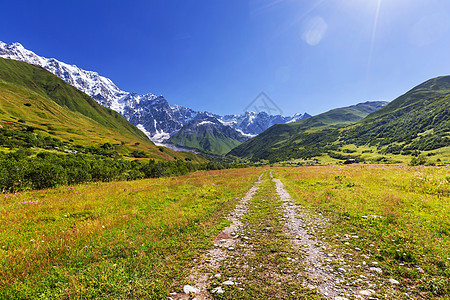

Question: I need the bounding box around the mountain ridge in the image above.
[228,101,389,162]
[229,77,449,163]
[0,41,310,152]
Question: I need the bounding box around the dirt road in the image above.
[169,171,388,300]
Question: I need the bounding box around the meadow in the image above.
[0,168,261,298]
[275,165,450,298]
[0,165,448,299]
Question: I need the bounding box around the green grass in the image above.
[275,165,450,299]
[0,168,262,298]
[1,166,449,299]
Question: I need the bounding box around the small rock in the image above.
[369,267,382,273]
[169,292,177,295]
[228,247,235,251]
[214,273,221,279]
[183,285,199,294]
[211,286,224,294]
[223,280,234,286]
[338,267,347,273]
[389,278,400,285]
[335,297,349,300]
[359,290,373,296]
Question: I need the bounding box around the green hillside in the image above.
[168,119,247,155]
[0,58,203,162]
[291,101,388,132]
[343,76,450,154]
[228,101,387,162]
[229,77,450,164]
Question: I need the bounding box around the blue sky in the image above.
[2,0,450,116]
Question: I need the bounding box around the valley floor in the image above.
[0,166,448,299]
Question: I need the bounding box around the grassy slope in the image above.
[291,101,388,132]
[0,58,204,162]
[228,101,387,161]
[169,122,246,155]
[344,76,450,150]
[230,76,450,164]
[169,129,243,155]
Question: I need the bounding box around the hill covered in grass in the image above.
[168,118,248,155]
[343,76,450,154]
[228,76,450,164]
[0,58,203,162]
[228,101,388,162]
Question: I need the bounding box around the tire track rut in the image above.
[169,173,263,300]
[272,173,346,299]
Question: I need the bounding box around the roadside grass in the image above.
[0,168,262,298]
[275,165,450,299]
[212,172,322,299]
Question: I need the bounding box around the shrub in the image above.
[410,154,427,166]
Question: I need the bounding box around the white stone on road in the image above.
[211,286,224,294]
[369,267,382,273]
[389,278,400,285]
[183,285,199,294]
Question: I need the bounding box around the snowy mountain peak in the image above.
[218,111,310,135]
[0,41,310,148]
[0,41,128,110]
